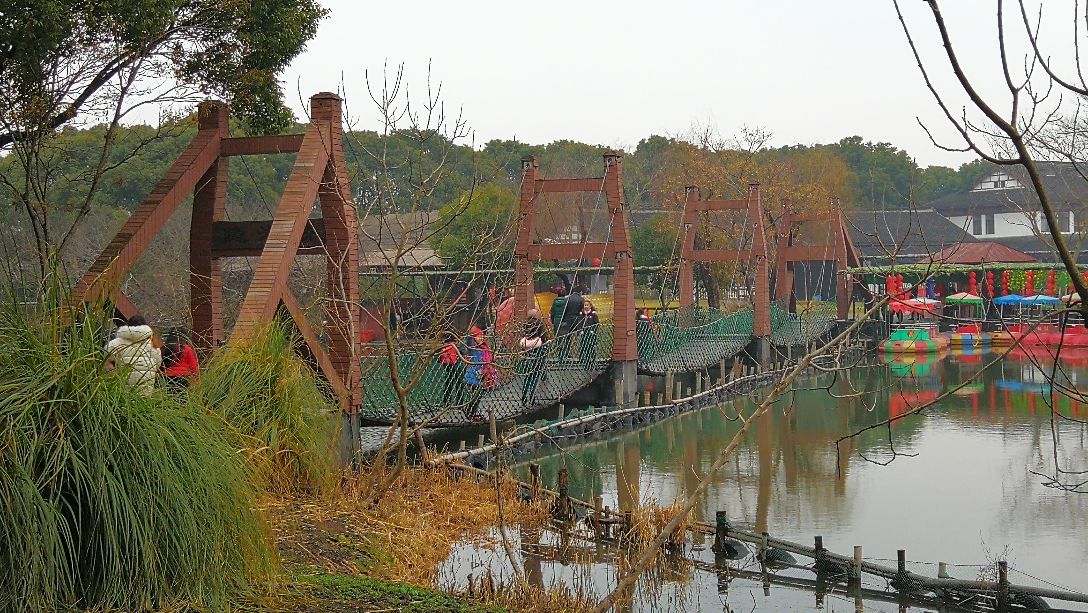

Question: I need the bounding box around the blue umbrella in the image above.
[993,294,1024,305]
[1019,294,1060,307]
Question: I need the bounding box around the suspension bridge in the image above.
[73,93,858,433]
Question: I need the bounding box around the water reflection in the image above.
[518,350,1088,610]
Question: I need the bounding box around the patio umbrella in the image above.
[1019,294,1060,307]
[945,292,983,305]
[994,294,1024,306]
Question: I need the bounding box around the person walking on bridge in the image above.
[517,309,549,406]
[577,298,600,367]
[462,326,495,420]
[438,332,464,410]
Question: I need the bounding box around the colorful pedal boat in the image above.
[947,332,990,347]
[881,328,950,353]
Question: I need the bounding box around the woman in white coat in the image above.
[105,315,162,394]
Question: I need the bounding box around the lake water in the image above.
[444,349,1088,611]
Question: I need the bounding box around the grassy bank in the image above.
[0,292,593,612]
[261,465,595,612]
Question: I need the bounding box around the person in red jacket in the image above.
[162,331,199,388]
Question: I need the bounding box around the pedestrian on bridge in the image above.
[518,309,549,406]
[439,332,464,409]
[463,326,495,420]
[577,298,600,367]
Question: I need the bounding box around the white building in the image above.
[929,162,1087,260]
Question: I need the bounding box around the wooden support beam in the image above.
[191,102,230,350]
[73,102,224,304]
[232,121,331,337]
[220,134,304,156]
[527,242,611,261]
[279,288,348,405]
[537,177,604,193]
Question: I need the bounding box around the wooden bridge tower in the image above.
[677,184,772,357]
[73,93,362,418]
[773,198,860,320]
[512,153,638,405]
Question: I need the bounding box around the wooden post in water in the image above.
[713,510,728,553]
[614,379,624,408]
[664,371,674,402]
[641,390,650,406]
[938,561,949,579]
[760,531,771,591]
[458,440,466,451]
[558,403,565,420]
[656,393,663,405]
[998,560,1010,612]
[476,433,485,448]
[852,546,863,585]
[720,358,727,383]
[489,410,498,444]
[593,496,604,540]
[695,372,703,393]
[529,463,540,501]
[896,549,907,595]
[556,468,571,520]
[674,380,682,401]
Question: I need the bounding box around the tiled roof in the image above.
[916,241,1037,264]
[358,211,443,268]
[844,208,976,263]
[928,162,1088,215]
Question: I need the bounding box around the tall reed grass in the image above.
[190,321,336,494]
[0,298,272,612]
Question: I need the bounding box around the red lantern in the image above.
[885,275,895,295]
[1047,270,1056,296]
[917,284,926,298]
[1026,270,1036,295]
[968,271,978,295]
[986,271,995,297]
[591,257,602,267]
[1002,270,1010,296]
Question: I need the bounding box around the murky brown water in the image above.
[442,350,1088,611]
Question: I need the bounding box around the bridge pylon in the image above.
[773,197,860,321]
[513,153,637,405]
[677,184,771,361]
[73,93,362,427]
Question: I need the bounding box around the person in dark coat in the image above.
[577,298,600,367]
[517,309,549,406]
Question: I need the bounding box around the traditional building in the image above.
[928,162,1088,261]
[843,208,976,266]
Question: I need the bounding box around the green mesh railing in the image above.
[637,306,754,374]
[358,322,613,426]
[770,301,838,346]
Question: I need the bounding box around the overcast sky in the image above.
[279,1,1073,168]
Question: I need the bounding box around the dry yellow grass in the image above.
[263,464,597,611]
